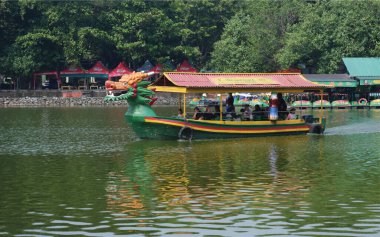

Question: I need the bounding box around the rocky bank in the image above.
[0,91,195,107]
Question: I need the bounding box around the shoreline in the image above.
[0,90,196,107]
[0,96,182,107]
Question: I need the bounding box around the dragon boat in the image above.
[104,72,329,140]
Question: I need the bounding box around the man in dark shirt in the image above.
[278,93,288,119]
[202,105,215,120]
[226,93,234,112]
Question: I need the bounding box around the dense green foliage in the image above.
[2,0,380,87]
[277,1,380,73]
[0,0,238,87]
[211,0,380,73]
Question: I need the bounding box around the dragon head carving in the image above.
[104,72,157,106]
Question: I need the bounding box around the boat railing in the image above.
[184,111,294,121]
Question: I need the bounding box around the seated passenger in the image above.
[254,104,261,112]
[287,107,297,120]
[202,105,215,120]
[177,108,184,119]
[214,105,221,120]
[242,104,252,120]
[253,104,263,120]
[193,107,203,120]
[225,104,236,120]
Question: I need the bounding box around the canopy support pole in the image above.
[219,95,223,121]
[183,94,186,115]
[178,94,181,109]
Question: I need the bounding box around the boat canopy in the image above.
[149,72,330,93]
[303,74,357,88]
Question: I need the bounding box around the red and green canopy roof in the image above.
[149,64,163,73]
[87,61,109,78]
[109,62,132,78]
[60,62,109,78]
[150,72,329,93]
[176,60,197,72]
[60,65,86,78]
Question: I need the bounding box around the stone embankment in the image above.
[0,95,183,107]
[0,90,193,107]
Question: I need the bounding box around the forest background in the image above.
[2,0,380,87]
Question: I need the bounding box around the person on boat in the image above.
[287,107,297,120]
[177,108,184,119]
[214,105,221,120]
[278,93,288,120]
[226,105,236,120]
[226,93,235,112]
[253,104,263,120]
[202,105,215,120]
[193,107,203,120]
[242,104,252,121]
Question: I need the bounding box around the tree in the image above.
[277,1,380,73]
[210,0,303,72]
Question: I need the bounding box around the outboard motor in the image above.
[302,115,325,134]
[301,115,314,123]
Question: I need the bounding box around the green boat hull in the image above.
[126,113,322,140]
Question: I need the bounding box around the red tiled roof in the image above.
[157,72,325,89]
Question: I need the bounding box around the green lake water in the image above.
[0,107,380,236]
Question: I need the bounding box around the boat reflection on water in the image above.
[102,130,380,237]
[104,136,322,217]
